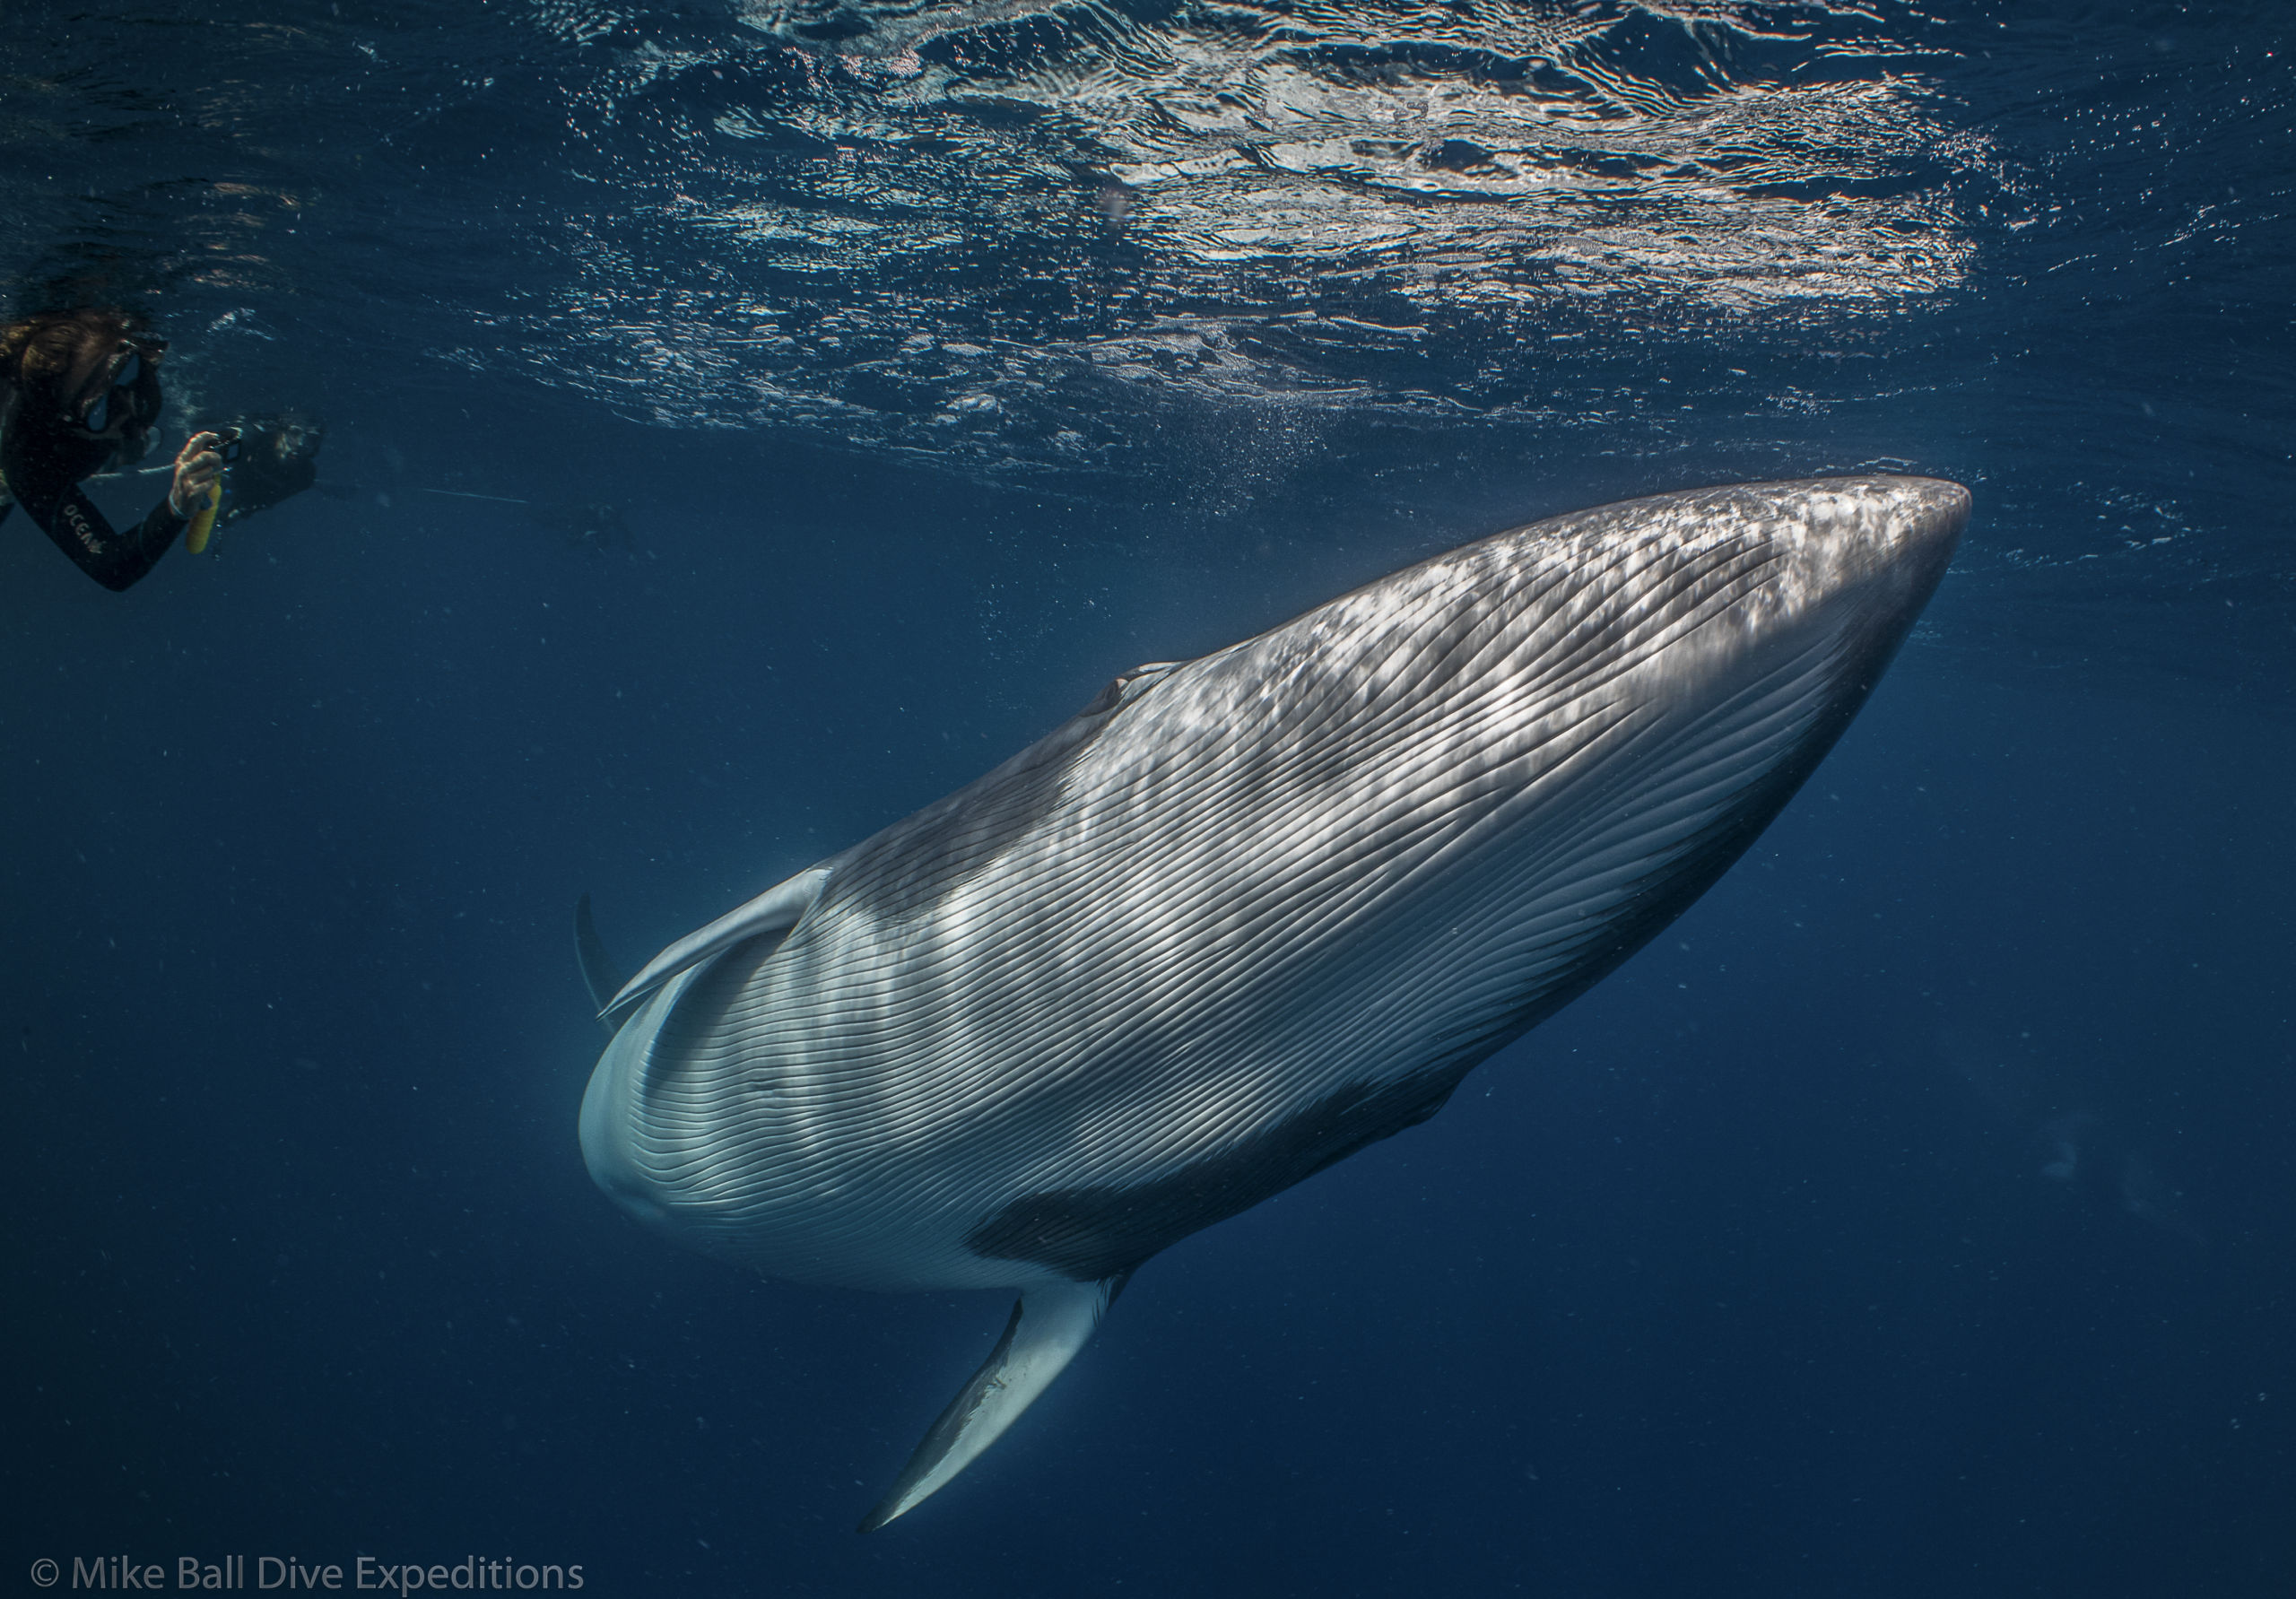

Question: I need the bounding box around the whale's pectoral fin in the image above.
[601,865,830,1025]
[858,1272,1131,1534]
[573,894,625,1034]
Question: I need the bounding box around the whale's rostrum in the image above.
[576,475,1969,1529]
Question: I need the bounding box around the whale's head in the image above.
[1524,474,1969,695]
[1270,474,1970,753]
[1300,473,1970,955]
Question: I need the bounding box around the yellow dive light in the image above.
[185,480,221,553]
[183,427,240,554]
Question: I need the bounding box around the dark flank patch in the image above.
[965,1073,1465,1281]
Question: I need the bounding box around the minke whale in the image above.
[575,475,1968,1529]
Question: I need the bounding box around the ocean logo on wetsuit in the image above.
[58,499,104,555]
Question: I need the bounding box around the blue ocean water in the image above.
[4,1,2292,1594]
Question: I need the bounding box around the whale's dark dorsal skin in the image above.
[578,475,1970,1526]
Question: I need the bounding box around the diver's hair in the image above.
[0,307,155,421]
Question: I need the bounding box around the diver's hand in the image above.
[168,430,225,517]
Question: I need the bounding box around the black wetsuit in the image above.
[0,421,185,591]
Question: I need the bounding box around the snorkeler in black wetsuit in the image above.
[0,308,233,591]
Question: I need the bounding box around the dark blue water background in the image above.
[4,2,2292,1594]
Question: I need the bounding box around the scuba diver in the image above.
[0,307,318,591]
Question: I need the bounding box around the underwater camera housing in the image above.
[196,412,324,528]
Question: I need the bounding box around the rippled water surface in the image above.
[11,3,2292,661]
[5,3,2292,1595]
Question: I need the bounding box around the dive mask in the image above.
[77,338,166,435]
